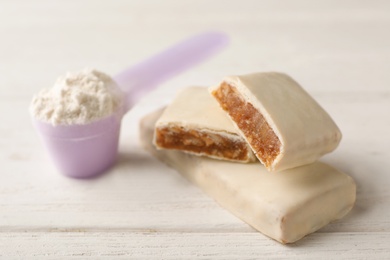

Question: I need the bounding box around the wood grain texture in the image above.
[0,0,389,258]
[1,232,390,259]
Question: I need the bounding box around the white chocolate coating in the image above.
[141,109,356,244]
[210,72,342,171]
[154,87,255,162]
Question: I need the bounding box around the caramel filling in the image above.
[212,82,281,168]
[155,126,251,161]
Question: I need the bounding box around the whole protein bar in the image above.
[141,109,356,244]
[210,72,342,171]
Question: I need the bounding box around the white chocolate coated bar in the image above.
[154,87,255,162]
[210,72,342,171]
[141,109,356,244]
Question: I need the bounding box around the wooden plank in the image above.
[0,232,389,259]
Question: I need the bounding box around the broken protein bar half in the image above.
[210,72,342,172]
[153,87,256,163]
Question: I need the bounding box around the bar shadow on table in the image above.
[287,150,381,247]
[114,147,193,187]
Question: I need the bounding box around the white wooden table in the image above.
[1,0,389,258]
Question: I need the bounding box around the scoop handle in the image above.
[114,31,229,111]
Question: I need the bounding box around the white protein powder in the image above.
[30,68,124,126]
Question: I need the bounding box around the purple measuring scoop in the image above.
[32,32,229,178]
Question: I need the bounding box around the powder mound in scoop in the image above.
[30,68,124,126]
